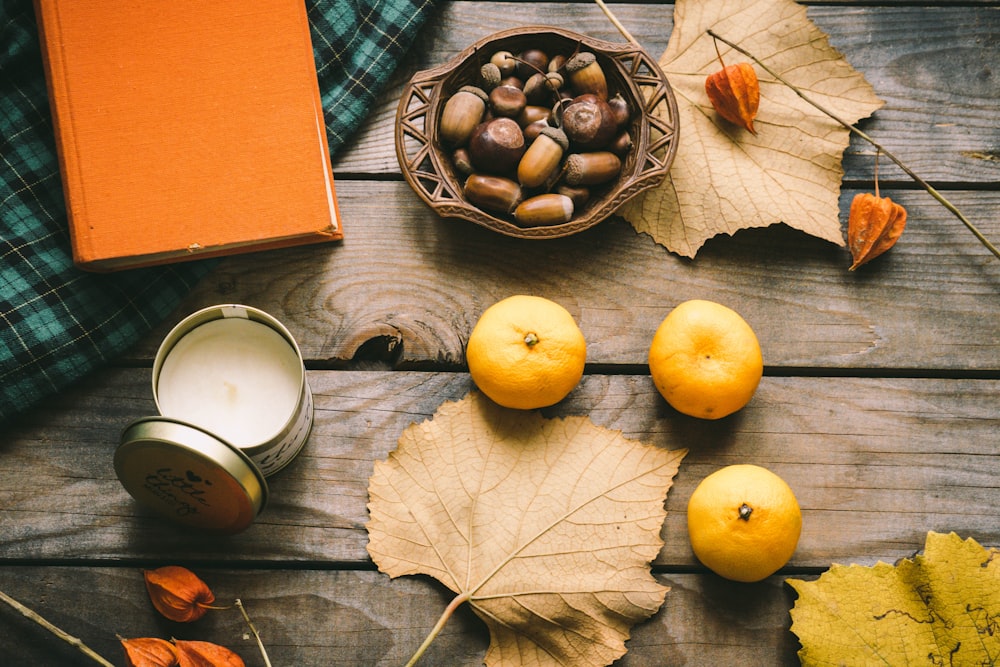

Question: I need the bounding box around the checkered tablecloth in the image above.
[0,0,440,423]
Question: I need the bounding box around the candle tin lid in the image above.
[115,417,269,534]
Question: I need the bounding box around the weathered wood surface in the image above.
[3,370,999,567]
[3,2,999,666]
[0,567,802,666]
[334,3,1000,185]
[124,184,1000,371]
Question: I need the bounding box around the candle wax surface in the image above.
[157,318,302,447]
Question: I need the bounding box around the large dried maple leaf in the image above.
[788,532,1000,666]
[622,0,884,257]
[366,392,687,666]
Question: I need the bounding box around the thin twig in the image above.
[235,598,272,667]
[875,151,882,199]
[592,0,639,45]
[0,590,115,667]
[707,28,1000,261]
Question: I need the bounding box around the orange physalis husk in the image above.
[143,566,216,623]
[120,636,179,667]
[705,61,760,134]
[174,640,246,667]
[847,192,908,269]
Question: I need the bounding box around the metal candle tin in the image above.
[115,304,313,533]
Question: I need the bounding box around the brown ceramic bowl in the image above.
[395,26,679,239]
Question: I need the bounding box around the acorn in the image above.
[565,51,608,99]
[544,71,564,94]
[452,147,474,176]
[468,117,527,175]
[464,173,523,214]
[500,75,524,90]
[608,130,633,156]
[556,183,590,210]
[439,85,488,147]
[563,151,621,186]
[517,126,569,189]
[516,105,552,129]
[480,62,502,90]
[522,119,551,142]
[489,84,527,118]
[514,193,574,227]
[607,93,631,128]
[561,94,617,150]
[490,50,517,77]
[516,48,549,79]
[522,72,550,105]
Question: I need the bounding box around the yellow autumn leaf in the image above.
[788,532,1000,666]
[622,0,884,257]
[366,391,687,666]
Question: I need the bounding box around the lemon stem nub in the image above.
[738,503,753,521]
[524,332,539,347]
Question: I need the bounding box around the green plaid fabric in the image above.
[0,0,440,423]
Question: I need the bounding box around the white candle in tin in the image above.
[156,318,303,448]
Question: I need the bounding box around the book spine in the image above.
[32,0,98,267]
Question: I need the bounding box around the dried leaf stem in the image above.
[707,29,1000,262]
[235,598,272,667]
[0,590,115,667]
[405,592,471,667]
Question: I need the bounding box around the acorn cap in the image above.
[538,125,569,151]
[479,63,502,89]
[565,51,598,74]
[565,52,608,99]
[457,85,490,103]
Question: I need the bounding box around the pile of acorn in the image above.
[438,46,632,227]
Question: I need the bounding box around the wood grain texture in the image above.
[123,183,1000,370]
[3,369,997,568]
[0,566,805,666]
[332,3,1000,185]
[3,3,999,665]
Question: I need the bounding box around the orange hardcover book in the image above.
[34,0,342,271]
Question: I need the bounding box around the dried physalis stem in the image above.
[120,636,179,667]
[174,640,246,667]
[234,598,273,667]
[704,37,760,134]
[848,153,908,269]
[706,28,998,263]
[144,566,221,623]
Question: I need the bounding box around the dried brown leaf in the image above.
[788,532,1000,665]
[622,0,884,257]
[366,392,687,666]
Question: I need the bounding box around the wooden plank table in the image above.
[2,2,998,665]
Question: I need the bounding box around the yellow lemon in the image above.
[687,464,802,582]
[466,295,586,410]
[648,299,763,419]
